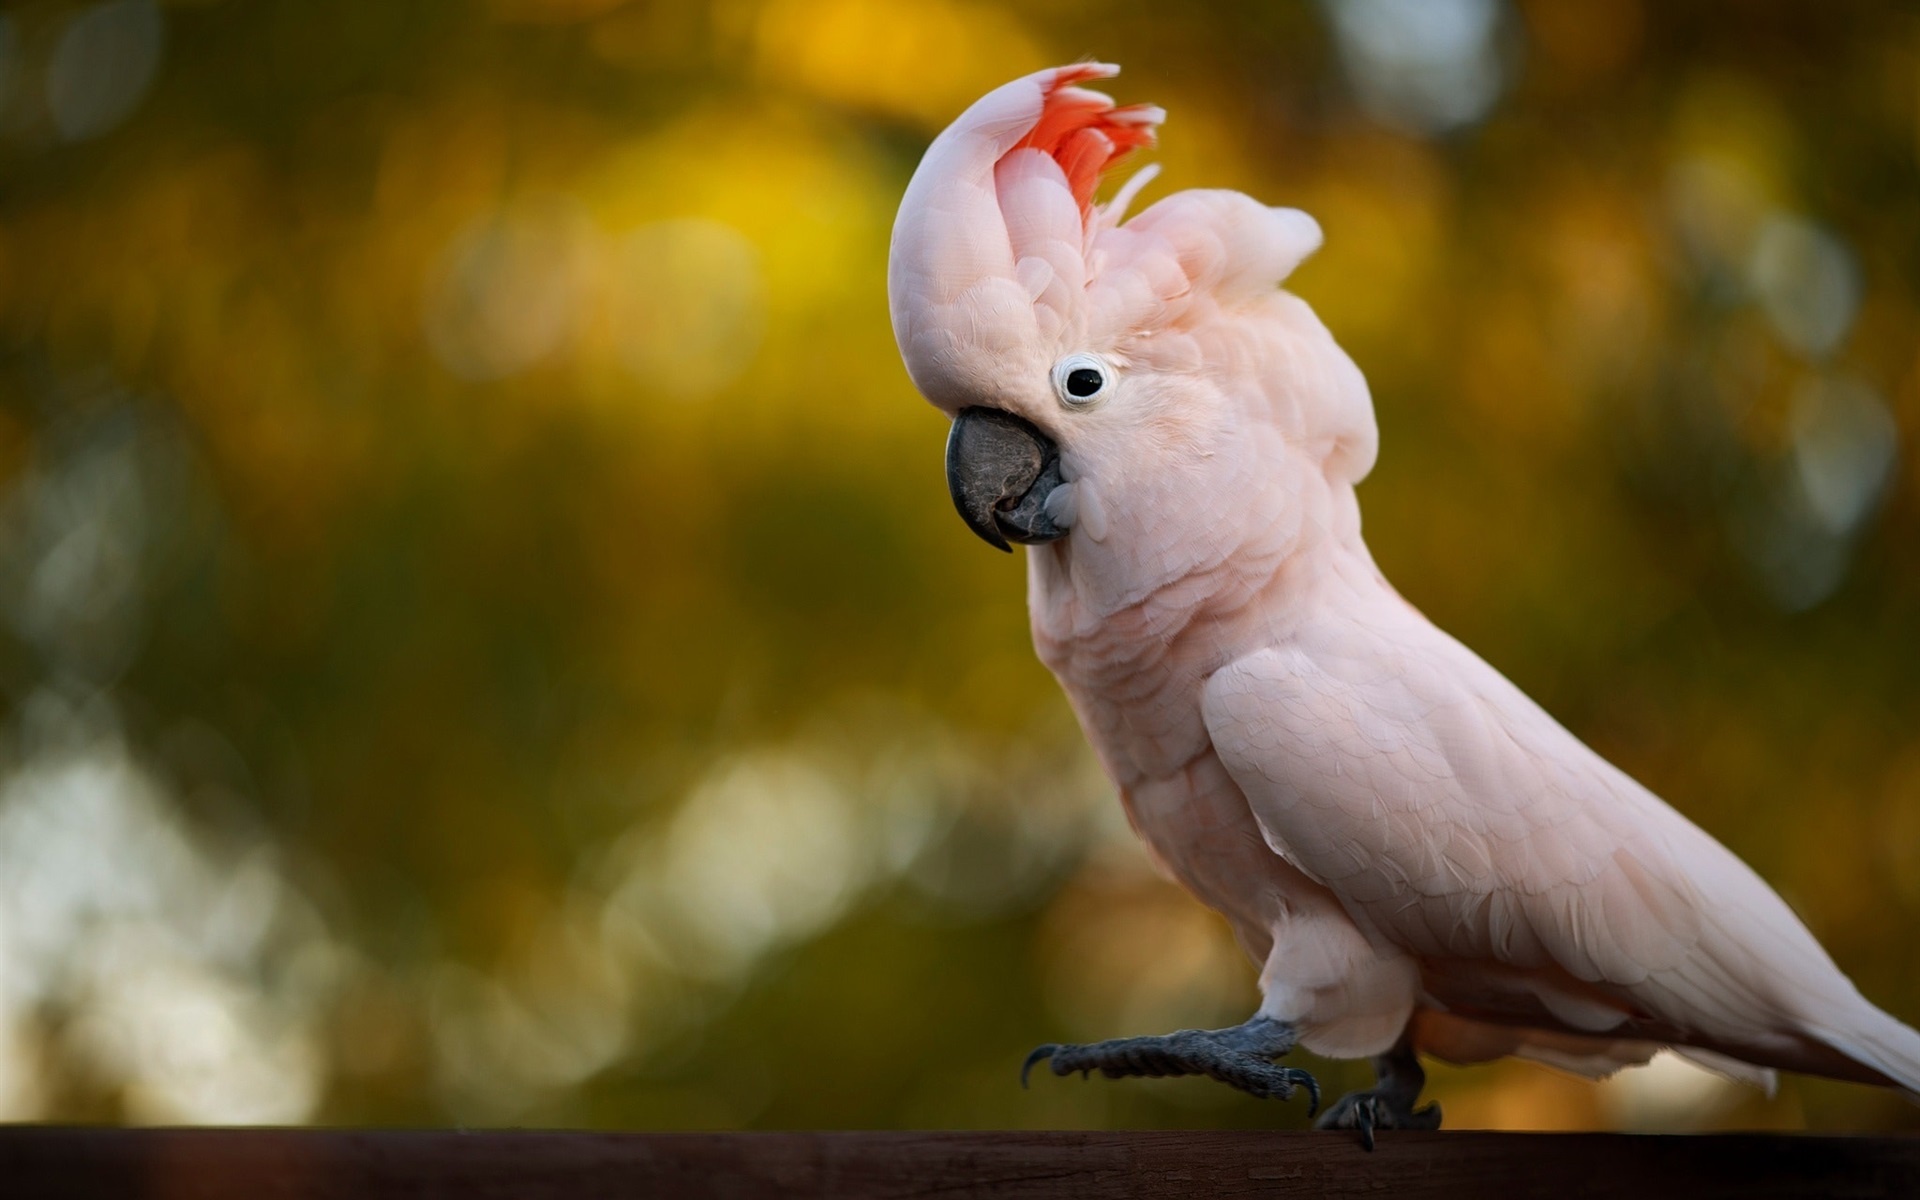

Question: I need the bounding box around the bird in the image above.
[886,62,1920,1145]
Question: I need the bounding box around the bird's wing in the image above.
[1201,610,1920,1092]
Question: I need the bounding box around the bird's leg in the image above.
[1313,1035,1441,1150]
[1021,1015,1319,1111]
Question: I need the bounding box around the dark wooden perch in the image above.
[1,1129,1916,1198]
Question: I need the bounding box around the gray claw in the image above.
[1020,1044,1058,1089]
[1314,1091,1442,1151]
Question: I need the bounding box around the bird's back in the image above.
[1204,588,1920,1095]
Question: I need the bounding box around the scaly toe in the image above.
[1018,1027,1318,1113]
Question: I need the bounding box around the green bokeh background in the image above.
[0,0,1914,1132]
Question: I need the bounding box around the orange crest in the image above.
[1014,65,1161,218]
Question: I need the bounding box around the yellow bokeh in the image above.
[0,0,1910,1135]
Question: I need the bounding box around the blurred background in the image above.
[0,0,1913,1134]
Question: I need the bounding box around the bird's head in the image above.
[889,64,1378,590]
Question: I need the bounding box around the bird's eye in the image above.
[1052,354,1112,409]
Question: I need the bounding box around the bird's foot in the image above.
[1313,1087,1440,1151]
[1021,1015,1319,1112]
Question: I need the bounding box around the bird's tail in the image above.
[1809,999,1920,1101]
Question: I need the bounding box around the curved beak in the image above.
[945,407,1069,552]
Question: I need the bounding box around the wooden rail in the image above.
[1,1129,1916,1198]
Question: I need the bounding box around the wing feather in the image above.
[1202,616,1920,1092]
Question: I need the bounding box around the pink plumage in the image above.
[888,64,1920,1131]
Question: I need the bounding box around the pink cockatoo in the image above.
[887,63,1920,1142]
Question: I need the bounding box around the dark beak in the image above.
[945,407,1069,552]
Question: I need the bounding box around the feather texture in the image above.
[890,63,1920,1107]
[1204,603,1920,1094]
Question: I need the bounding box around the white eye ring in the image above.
[1051,353,1114,409]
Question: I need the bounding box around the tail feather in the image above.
[1812,1001,1920,1101]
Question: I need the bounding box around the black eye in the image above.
[1065,367,1104,398]
[1053,354,1113,407]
